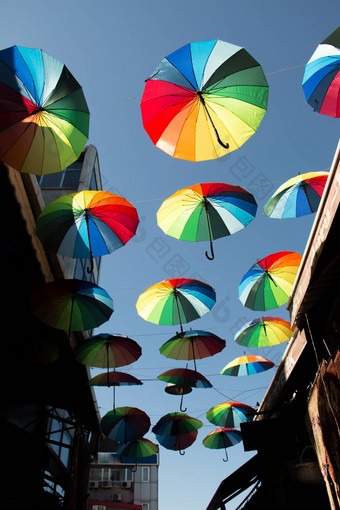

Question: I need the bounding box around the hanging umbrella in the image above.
[88,370,142,411]
[302,26,340,117]
[136,277,216,333]
[203,428,242,461]
[29,279,113,333]
[36,190,139,272]
[0,45,89,174]
[157,182,257,260]
[234,316,295,348]
[239,251,302,311]
[159,329,226,375]
[152,412,203,455]
[140,39,268,161]
[100,406,151,444]
[264,172,328,219]
[206,402,256,428]
[221,355,274,376]
[158,367,212,411]
[116,438,159,471]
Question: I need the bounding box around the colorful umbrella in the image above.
[152,412,203,455]
[206,402,256,428]
[157,182,257,259]
[29,279,113,333]
[136,277,216,333]
[0,45,89,174]
[221,355,274,376]
[116,438,159,471]
[202,428,242,461]
[141,39,268,161]
[239,251,302,311]
[158,367,212,411]
[100,406,151,444]
[264,172,328,219]
[88,370,142,411]
[159,329,226,374]
[234,316,295,348]
[302,26,340,117]
[36,190,139,272]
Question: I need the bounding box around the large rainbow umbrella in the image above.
[100,406,151,444]
[221,355,274,377]
[157,182,257,260]
[141,39,268,161]
[264,172,328,219]
[202,428,242,461]
[152,412,203,455]
[36,190,139,272]
[136,277,216,333]
[0,45,89,174]
[302,26,340,117]
[234,316,295,348]
[239,251,302,311]
[206,402,256,428]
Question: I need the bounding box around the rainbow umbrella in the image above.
[36,190,139,272]
[206,402,256,428]
[88,370,142,411]
[116,438,159,471]
[0,45,89,174]
[221,355,274,376]
[264,172,328,219]
[234,316,295,348]
[101,406,151,444]
[158,367,212,411]
[157,182,257,260]
[203,428,242,461]
[239,251,302,311]
[29,279,113,333]
[141,39,268,161]
[152,412,203,455]
[136,277,216,334]
[159,329,226,375]
[302,26,340,117]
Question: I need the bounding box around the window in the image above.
[89,466,133,482]
[37,161,83,189]
[142,467,150,482]
[45,408,75,468]
[142,504,150,510]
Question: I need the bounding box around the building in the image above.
[206,140,340,510]
[0,145,104,510]
[87,437,159,510]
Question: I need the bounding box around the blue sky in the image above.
[3,1,340,509]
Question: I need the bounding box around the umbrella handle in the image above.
[131,464,137,472]
[179,449,185,456]
[223,448,228,462]
[180,392,187,412]
[205,241,215,260]
[198,93,229,149]
[87,256,94,274]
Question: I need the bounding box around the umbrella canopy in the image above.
[116,438,159,470]
[100,406,151,444]
[136,277,216,333]
[202,427,242,461]
[29,279,113,333]
[88,370,142,387]
[0,45,89,174]
[141,39,268,161]
[264,172,328,219]
[221,355,274,376]
[36,190,139,272]
[152,412,203,454]
[160,329,226,374]
[158,367,212,411]
[234,316,295,348]
[157,182,257,259]
[239,251,302,311]
[302,26,340,117]
[206,402,256,428]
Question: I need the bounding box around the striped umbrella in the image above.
[158,368,212,411]
[221,355,274,376]
[100,406,151,444]
[206,402,256,428]
[152,412,203,455]
[234,316,295,347]
[203,428,242,461]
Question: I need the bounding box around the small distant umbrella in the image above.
[116,438,159,471]
[88,370,142,411]
[159,329,226,375]
[152,412,203,455]
[264,172,328,219]
[234,316,295,348]
[203,428,242,461]
[100,406,151,444]
[136,277,216,334]
[156,183,257,260]
[239,251,302,311]
[29,279,114,334]
[206,402,256,428]
[302,26,340,117]
[158,367,212,411]
[221,355,274,377]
